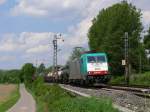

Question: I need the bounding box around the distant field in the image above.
[0,84,20,112]
[0,85,16,103]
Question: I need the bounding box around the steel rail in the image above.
[93,84,150,98]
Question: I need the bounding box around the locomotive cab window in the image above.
[97,56,106,62]
[87,56,106,63]
[87,56,96,63]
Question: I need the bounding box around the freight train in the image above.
[45,51,110,85]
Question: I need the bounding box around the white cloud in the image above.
[66,18,92,46]
[66,0,120,46]
[66,0,150,47]
[12,0,47,16]
[0,43,16,52]
[142,11,150,25]
[3,0,150,69]
[26,45,50,54]
[0,31,73,67]
[0,56,16,62]
[19,32,53,46]
[11,0,90,17]
[0,32,56,67]
[0,32,54,53]
[0,0,6,5]
[0,34,19,52]
[7,0,123,66]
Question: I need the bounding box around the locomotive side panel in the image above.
[69,60,82,80]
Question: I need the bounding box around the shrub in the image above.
[130,72,150,86]
[109,76,125,85]
[29,77,118,112]
[48,97,117,112]
[110,72,150,86]
[0,70,21,84]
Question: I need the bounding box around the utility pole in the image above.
[52,34,64,79]
[139,53,142,74]
[35,59,38,75]
[124,32,129,85]
[53,34,58,78]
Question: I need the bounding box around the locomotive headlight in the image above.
[104,71,108,74]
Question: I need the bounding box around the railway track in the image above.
[91,84,150,98]
[61,84,150,112]
[46,78,150,98]
[45,77,150,98]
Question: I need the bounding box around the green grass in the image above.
[0,85,20,112]
[29,77,118,112]
[110,72,150,86]
[109,76,125,85]
[48,97,117,112]
[130,72,150,86]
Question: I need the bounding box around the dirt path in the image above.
[7,84,36,112]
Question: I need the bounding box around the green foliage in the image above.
[109,76,125,85]
[144,27,150,50]
[32,77,47,97]
[143,27,150,66]
[36,63,46,76]
[48,97,117,112]
[20,63,35,83]
[0,70,21,84]
[110,72,150,86]
[130,72,150,86]
[0,85,20,112]
[88,1,146,75]
[69,47,85,61]
[30,77,118,112]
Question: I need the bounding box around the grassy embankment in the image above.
[110,72,150,86]
[0,84,20,112]
[29,77,118,112]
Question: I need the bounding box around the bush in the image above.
[130,72,150,86]
[32,77,47,97]
[48,97,117,112]
[109,76,125,85]
[0,70,21,84]
[30,77,118,112]
[110,72,150,86]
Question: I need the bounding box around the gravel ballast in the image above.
[61,84,150,112]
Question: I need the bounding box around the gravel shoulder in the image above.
[7,84,36,112]
[61,84,150,112]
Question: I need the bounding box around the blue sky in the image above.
[0,0,150,69]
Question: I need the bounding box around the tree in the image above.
[45,66,53,74]
[144,27,150,51]
[69,47,85,61]
[20,63,35,83]
[37,63,46,76]
[144,27,150,66]
[0,69,21,83]
[88,1,145,75]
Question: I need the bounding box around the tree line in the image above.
[0,63,48,84]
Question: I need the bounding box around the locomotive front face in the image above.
[86,54,109,76]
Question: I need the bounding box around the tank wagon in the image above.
[60,52,110,85]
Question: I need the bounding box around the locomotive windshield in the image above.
[87,56,96,63]
[97,56,106,62]
[87,56,106,63]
